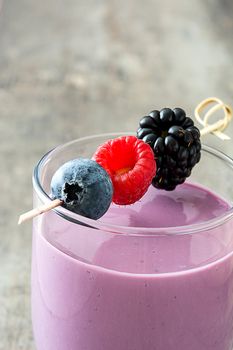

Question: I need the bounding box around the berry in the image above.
[92,136,156,205]
[137,108,201,190]
[160,108,174,123]
[51,159,113,219]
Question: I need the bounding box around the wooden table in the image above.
[0,0,233,348]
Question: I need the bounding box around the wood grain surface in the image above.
[0,0,233,349]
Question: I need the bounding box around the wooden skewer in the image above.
[194,97,232,140]
[18,97,232,225]
[18,199,62,225]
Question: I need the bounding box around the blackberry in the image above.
[136,107,201,190]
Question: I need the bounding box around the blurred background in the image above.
[0,0,232,348]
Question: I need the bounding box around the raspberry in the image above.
[92,136,156,205]
[137,108,201,191]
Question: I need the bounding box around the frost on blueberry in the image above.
[51,158,113,220]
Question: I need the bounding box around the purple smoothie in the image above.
[32,182,233,350]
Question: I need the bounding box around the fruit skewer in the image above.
[18,97,232,225]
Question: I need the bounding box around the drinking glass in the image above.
[32,133,233,350]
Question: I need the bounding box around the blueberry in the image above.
[51,158,113,220]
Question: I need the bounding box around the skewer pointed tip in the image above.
[17,199,62,225]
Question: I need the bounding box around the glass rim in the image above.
[33,132,233,236]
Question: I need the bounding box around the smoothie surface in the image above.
[100,182,231,228]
